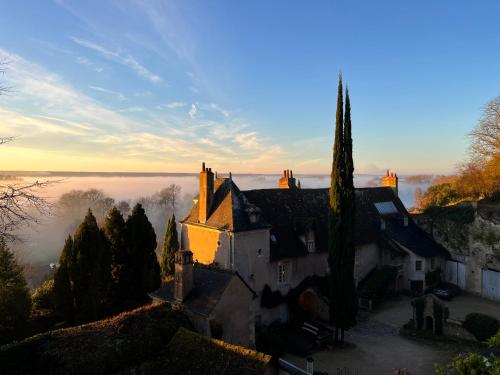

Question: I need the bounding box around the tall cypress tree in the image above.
[125,204,161,302]
[102,207,128,311]
[54,235,75,322]
[328,73,345,341]
[339,86,358,341]
[160,214,179,279]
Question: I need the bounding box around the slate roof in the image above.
[150,266,256,317]
[181,178,270,232]
[382,219,449,258]
[182,182,446,261]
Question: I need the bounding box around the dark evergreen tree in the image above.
[71,209,110,322]
[102,207,128,310]
[0,239,31,344]
[338,86,358,341]
[160,214,179,279]
[125,204,161,302]
[328,81,358,343]
[54,235,75,322]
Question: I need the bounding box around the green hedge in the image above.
[0,303,192,375]
[463,313,500,342]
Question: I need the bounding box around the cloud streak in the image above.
[71,37,163,83]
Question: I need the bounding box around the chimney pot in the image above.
[290,170,293,178]
[202,162,206,172]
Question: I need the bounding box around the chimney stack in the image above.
[381,169,399,196]
[278,168,297,189]
[199,162,214,223]
[174,250,194,302]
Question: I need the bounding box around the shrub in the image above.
[435,353,500,375]
[463,313,500,342]
[32,279,55,310]
[260,285,284,308]
[487,329,500,348]
[255,326,288,358]
[0,303,193,375]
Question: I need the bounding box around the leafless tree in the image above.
[155,184,181,211]
[0,179,54,241]
[470,94,500,162]
[0,61,54,240]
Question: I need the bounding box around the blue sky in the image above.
[0,0,498,174]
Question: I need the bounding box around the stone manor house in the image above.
[152,163,448,346]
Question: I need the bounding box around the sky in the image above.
[0,1,499,174]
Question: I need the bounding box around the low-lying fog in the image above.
[6,173,430,287]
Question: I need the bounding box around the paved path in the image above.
[285,294,500,375]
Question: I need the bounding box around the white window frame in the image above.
[278,262,290,286]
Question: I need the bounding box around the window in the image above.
[415,260,422,271]
[307,240,315,252]
[257,248,262,257]
[278,262,289,285]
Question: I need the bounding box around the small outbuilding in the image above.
[150,250,257,348]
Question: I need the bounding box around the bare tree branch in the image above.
[0,180,56,241]
[469,94,500,162]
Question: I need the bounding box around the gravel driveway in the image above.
[284,294,500,375]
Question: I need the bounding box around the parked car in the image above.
[431,282,461,300]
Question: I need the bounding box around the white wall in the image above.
[354,243,379,285]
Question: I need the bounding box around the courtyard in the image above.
[285,293,500,374]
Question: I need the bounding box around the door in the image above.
[445,260,466,289]
[482,269,500,301]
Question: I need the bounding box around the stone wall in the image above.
[413,201,500,295]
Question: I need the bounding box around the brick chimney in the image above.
[174,250,194,302]
[278,169,297,189]
[382,169,398,196]
[199,162,214,223]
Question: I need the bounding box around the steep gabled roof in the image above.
[181,178,270,232]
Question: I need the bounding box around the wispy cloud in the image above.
[76,56,103,73]
[71,36,163,84]
[165,101,187,109]
[188,103,198,119]
[89,85,126,100]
